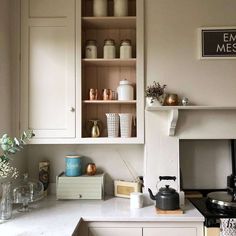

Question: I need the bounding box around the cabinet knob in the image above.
[70,107,75,112]
[79,194,82,198]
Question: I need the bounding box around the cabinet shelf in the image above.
[83,100,136,104]
[82,59,136,67]
[82,17,136,29]
[79,137,140,144]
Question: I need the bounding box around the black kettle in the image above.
[148,176,180,210]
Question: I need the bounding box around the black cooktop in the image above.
[190,198,236,227]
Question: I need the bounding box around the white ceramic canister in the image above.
[103,39,116,59]
[117,79,134,100]
[119,113,132,138]
[106,113,119,137]
[93,0,107,17]
[120,39,132,59]
[114,0,128,17]
[85,40,97,59]
[130,192,144,209]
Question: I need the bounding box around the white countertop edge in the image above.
[82,216,204,222]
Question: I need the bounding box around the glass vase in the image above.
[0,182,12,220]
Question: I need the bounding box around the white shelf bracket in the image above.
[168,109,179,136]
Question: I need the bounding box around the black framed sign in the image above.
[199,27,236,59]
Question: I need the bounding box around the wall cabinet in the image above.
[21,0,144,144]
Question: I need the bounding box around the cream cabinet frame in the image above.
[20,0,144,144]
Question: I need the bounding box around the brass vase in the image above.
[90,120,100,138]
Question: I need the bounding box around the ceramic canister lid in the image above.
[65,155,81,158]
[119,79,131,85]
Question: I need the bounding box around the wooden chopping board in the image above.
[156,208,184,214]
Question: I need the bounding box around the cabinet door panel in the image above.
[29,0,71,18]
[89,227,142,236]
[21,0,75,139]
[143,227,197,236]
[29,26,71,130]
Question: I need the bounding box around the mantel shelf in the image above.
[146,105,236,136]
[146,105,236,111]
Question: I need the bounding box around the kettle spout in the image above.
[148,188,156,201]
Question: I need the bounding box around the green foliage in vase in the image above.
[0,130,34,179]
[145,81,166,103]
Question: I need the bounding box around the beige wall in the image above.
[145,0,236,106]
[0,0,11,135]
[0,0,27,182]
[145,0,236,191]
[27,144,144,195]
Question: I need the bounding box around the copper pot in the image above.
[86,163,97,175]
[165,94,179,106]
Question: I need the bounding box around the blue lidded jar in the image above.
[65,155,82,177]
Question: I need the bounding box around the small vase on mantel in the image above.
[146,97,162,107]
[0,182,12,220]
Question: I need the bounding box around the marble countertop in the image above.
[0,195,204,236]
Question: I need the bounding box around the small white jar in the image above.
[114,0,128,17]
[103,39,116,59]
[117,79,134,100]
[130,192,143,209]
[93,0,107,17]
[120,39,132,59]
[85,40,97,59]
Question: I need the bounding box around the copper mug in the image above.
[102,89,112,100]
[89,88,98,100]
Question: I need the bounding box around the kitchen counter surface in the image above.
[0,195,204,236]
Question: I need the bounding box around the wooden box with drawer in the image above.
[56,172,105,200]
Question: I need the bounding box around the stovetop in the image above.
[190,198,236,227]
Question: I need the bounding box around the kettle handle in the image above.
[159,176,176,181]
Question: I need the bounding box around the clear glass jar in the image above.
[120,39,132,59]
[85,40,97,59]
[93,0,107,17]
[114,0,128,17]
[0,182,12,220]
[12,173,44,212]
[103,39,116,59]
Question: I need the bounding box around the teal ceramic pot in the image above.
[65,155,82,176]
